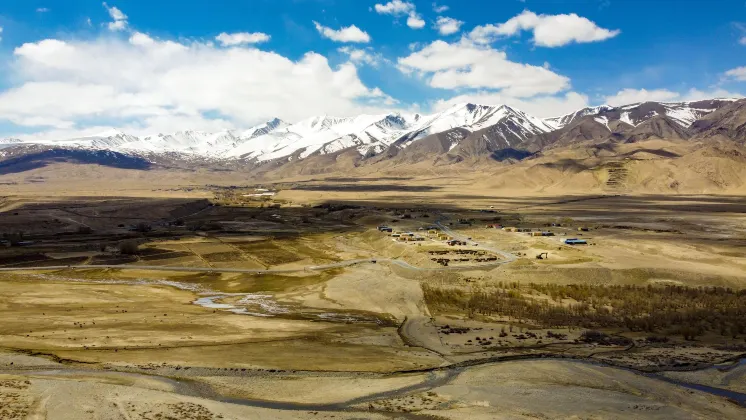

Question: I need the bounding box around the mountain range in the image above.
[1,98,744,175]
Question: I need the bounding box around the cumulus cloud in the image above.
[103,2,128,31]
[0,34,397,138]
[374,0,415,16]
[128,32,155,46]
[434,16,463,35]
[604,88,679,105]
[215,32,271,46]
[433,3,449,13]
[398,40,570,97]
[407,13,426,29]
[374,1,424,30]
[433,91,590,118]
[470,10,620,47]
[724,66,746,81]
[313,21,371,43]
[338,46,385,67]
[604,87,743,106]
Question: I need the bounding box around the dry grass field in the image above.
[1,180,745,418]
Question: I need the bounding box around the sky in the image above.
[0,0,744,140]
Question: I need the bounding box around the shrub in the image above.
[118,240,140,255]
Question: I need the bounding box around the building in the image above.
[541,232,555,237]
[242,191,277,198]
[564,238,588,245]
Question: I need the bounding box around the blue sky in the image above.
[0,0,744,139]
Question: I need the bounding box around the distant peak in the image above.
[94,128,126,138]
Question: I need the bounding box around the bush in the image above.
[118,240,140,255]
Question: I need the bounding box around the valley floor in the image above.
[0,190,745,419]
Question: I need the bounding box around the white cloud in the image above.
[36,7,50,13]
[338,46,385,67]
[433,91,589,118]
[724,66,746,81]
[741,37,746,46]
[434,16,463,35]
[375,1,424,30]
[128,32,155,46]
[433,3,449,13]
[470,10,620,47]
[604,87,743,106]
[374,0,415,16]
[1,34,398,138]
[407,13,426,29]
[215,32,271,46]
[604,88,680,105]
[683,88,743,100]
[313,21,371,43]
[103,2,128,32]
[0,27,3,42]
[398,40,570,97]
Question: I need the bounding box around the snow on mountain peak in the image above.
[3,98,736,163]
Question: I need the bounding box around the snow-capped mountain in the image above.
[544,99,738,130]
[544,105,615,130]
[1,98,740,166]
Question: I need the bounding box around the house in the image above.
[564,238,588,245]
[529,231,543,237]
[541,232,555,237]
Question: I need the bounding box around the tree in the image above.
[119,240,140,255]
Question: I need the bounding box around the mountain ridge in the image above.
[1,98,743,169]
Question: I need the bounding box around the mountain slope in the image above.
[690,98,746,143]
[622,115,692,143]
[545,99,736,129]
[385,105,556,164]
